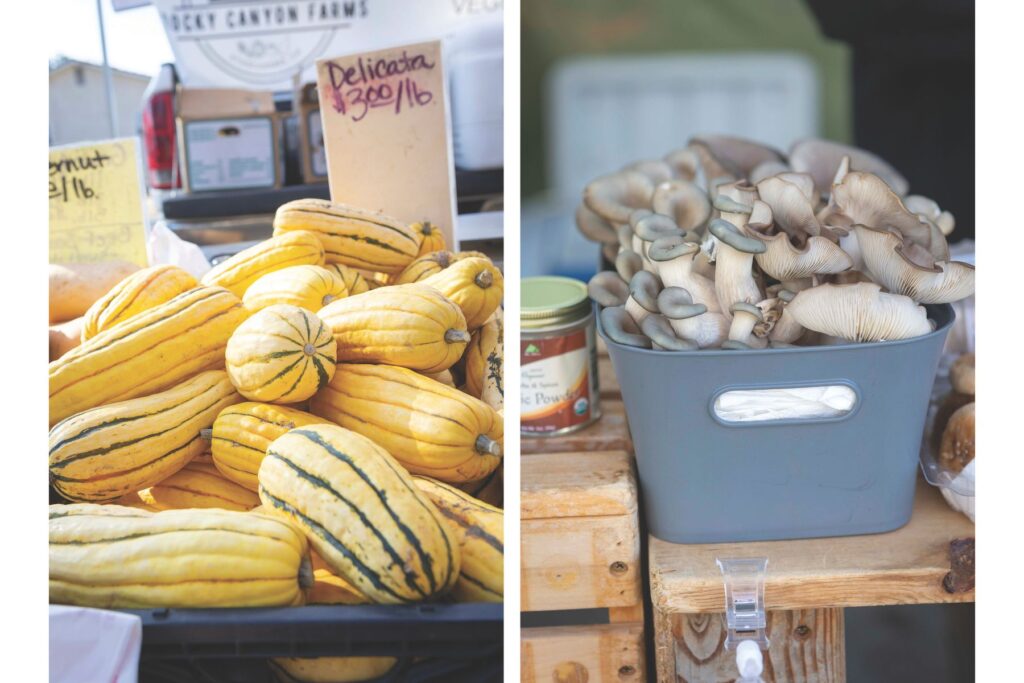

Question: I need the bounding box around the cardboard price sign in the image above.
[49,138,149,267]
[316,40,457,246]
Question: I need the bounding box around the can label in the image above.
[521,329,594,434]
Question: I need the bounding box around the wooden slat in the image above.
[521,400,632,455]
[521,450,636,520]
[522,512,641,611]
[522,623,645,683]
[654,609,845,683]
[649,482,975,614]
[598,355,619,399]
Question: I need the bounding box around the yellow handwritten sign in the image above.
[316,40,457,246]
[49,138,149,267]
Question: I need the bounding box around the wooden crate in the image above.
[648,482,976,682]
[521,347,646,681]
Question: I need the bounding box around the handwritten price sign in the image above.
[49,138,149,266]
[316,40,457,246]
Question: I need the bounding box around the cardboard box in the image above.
[297,83,328,185]
[176,87,282,193]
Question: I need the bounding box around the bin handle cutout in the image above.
[710,382,860,425]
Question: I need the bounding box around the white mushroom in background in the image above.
[652,179,712,232]
[583,170,656,225]
[788,137,909,198]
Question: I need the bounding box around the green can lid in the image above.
[521,276,591,327]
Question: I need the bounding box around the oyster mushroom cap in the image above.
[830,171,949,262]
[652,179,712,231]
[600,306,652,348]
[715,179,759,207]
[624,159,674,185]
[656,286,708,320]
[773,172,817,205]
[754,230,853,282]
[583,170,656,224]
[575,203,618,244]
[708,219,766,255]
[648,234,701,262]
[615,249,644,282]
[690,135,786,181]
[634,213,685,243]
[785,282,933,342]
[588,271,629,307]
[904,195,956,237]
[853,225,975,304]
[749,159,792,185]
[664,147,700,180]
[756,176,825,243]
[789,138,909,198]
[640,314,697,351]
[624,270,663,325]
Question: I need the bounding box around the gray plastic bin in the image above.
[600,304,954,544]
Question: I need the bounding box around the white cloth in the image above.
[50,606,142,683]
[147,221,212,278]
[713,385,857,422]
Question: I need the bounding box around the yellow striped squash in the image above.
[243,265,349,313]
[421,368,455,387]
[270,657,398,683]
[462,308,503,412]
[420,257,503,329]
[273,199,422,273]
[414,476,503,603]
[310,364,503,483]
[49,504,312,608]
[392,250,454,285]
[49,371,242,502]
[226,305,337,404]
[258,423,460,604]
[412,221,447,256]
[49,285,248,426]
[456,462,503,509]
[81,265,198,341]
[323,263,370,296]
[318,284,469,373]
[211,402,330,490]
[201,231,326,297]
[308,551,371,606]
[138,459,260,511]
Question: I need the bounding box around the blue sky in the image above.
[50,0,173,78]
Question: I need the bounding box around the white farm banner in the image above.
[153,0,502,90]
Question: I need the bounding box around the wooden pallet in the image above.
[649,482,975,682]
[520,348,646,682]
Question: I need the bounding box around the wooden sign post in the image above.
[315,40,458,246]
[49,137,149,267]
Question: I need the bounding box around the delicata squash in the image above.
[49,504,312,608]
[49,370,242,502]
[273,199,422,274]
[257,423,460,604]
[201,230,326,297]
[318,284,470,373]
[420,257,503,329]
[81,264,198,341]
[49,285,248,426]
[310,364,503,483]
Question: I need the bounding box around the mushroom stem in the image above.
[727,303,763,343]
[648,236,721,311]
[708,220,765,315]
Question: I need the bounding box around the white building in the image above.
[49,57,151,146]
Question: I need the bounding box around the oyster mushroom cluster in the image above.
[579,135,975,351]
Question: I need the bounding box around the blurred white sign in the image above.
[152,0,502,90]
[112,0,152,10]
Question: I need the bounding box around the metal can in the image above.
[521,276,601,437]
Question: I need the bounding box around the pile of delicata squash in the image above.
[48,199,504,681]
[580,135,975,350]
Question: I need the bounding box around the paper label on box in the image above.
[184,117,276,191]
[49,137,149,267]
